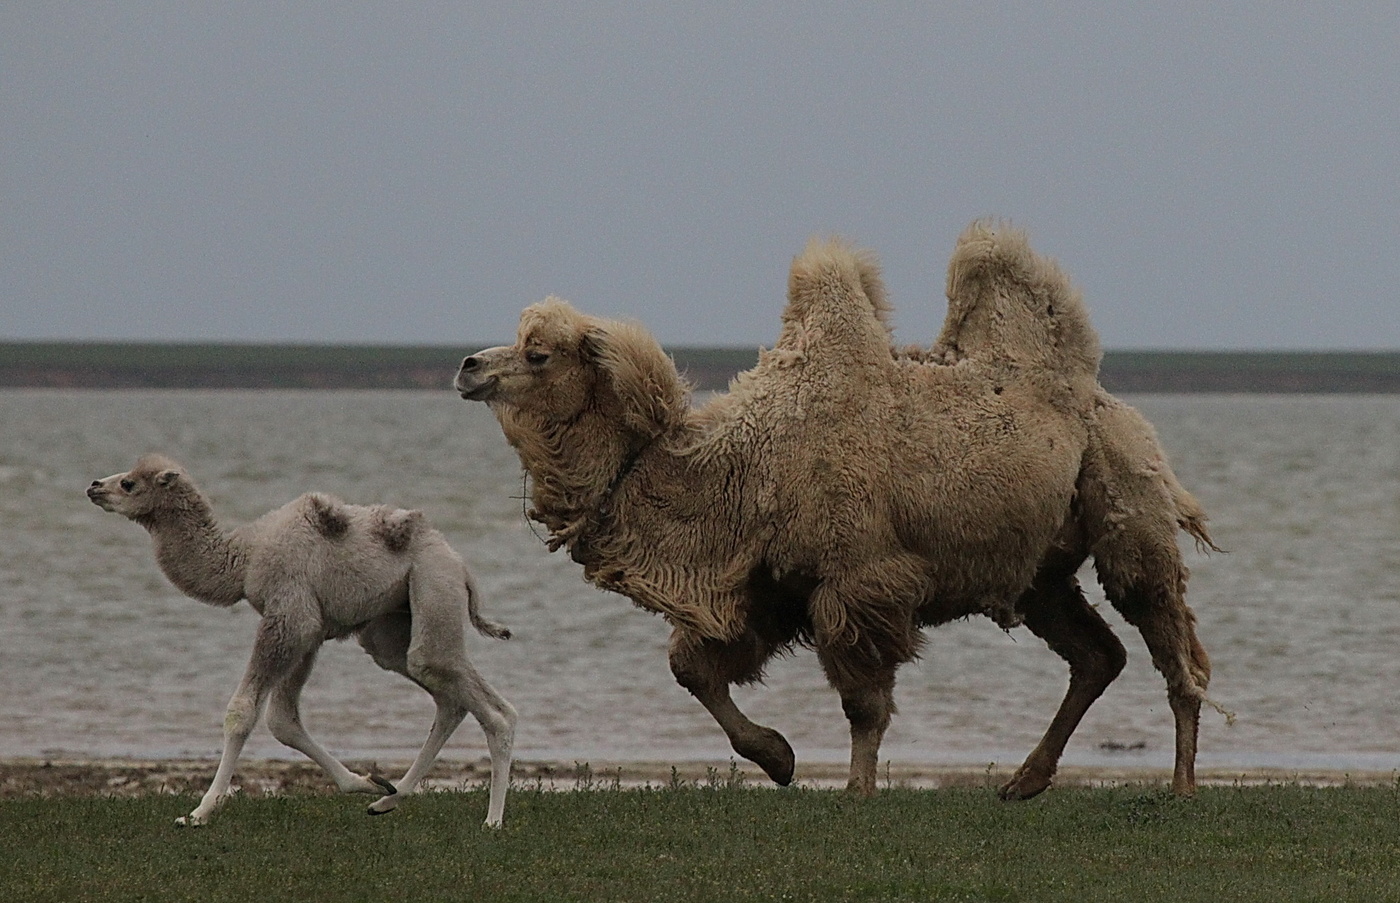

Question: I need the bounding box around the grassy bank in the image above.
[4,782,1399,902]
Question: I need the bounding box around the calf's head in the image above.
[87,454,187,520]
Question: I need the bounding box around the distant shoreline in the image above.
[3,343,1399,393]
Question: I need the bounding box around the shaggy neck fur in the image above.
[500,397,666,552]
[136,484,248,608]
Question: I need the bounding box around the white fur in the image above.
[88,454,516,827]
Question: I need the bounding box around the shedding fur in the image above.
[456,221,1219,799]
[371,506,423,555]
[308,493,351,539]
[88,454,516,827]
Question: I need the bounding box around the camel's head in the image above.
[455,297,689,440]
[87,454,189,520]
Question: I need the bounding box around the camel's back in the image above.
[241,495,450,621]
[696,235,1088,589]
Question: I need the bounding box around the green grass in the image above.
[4,783,1400,902]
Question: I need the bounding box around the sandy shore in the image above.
[3,758,1396,798]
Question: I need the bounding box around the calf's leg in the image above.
[362,552,516,827]
[265,645,395,796]
[181,614,318,826]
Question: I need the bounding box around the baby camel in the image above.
[87,454,517,828]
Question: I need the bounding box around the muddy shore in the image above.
[4,758,1395,798]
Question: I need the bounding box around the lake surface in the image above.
[3,390,1398,773]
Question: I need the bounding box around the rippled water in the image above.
[3,389,1399,773]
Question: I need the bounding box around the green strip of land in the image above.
[4,782,1399,902]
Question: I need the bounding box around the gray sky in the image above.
[3,3,1397,349]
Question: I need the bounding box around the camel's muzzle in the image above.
[454,367,497,401]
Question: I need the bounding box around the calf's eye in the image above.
[525,350,549,366]
[119,479,135,491]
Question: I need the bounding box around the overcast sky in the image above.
[3,3,1397,349]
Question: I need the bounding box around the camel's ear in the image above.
[580,319,688,438]
[156,470,181,487]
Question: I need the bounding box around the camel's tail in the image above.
[937,220,1101,384]
[464,570,512,640]
[1167,471,1225,555]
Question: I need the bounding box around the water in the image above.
[3,390,1399,773]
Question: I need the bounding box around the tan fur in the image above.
[456,222,1217,798]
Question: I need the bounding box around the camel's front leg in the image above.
[181,615,316,826]
[668,630,795,785]
[820,656,896,797]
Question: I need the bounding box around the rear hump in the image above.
[938,220,1101,384]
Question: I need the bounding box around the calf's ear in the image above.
[156,470,181,487]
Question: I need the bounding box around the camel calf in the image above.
[88,454,517,828]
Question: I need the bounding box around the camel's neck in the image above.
[500,406,663,544]
[136,495,248,608]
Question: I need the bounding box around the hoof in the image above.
[368,772,398,796]
[175,814,206,828]
[735,728,795,786]
[367,795,399,816]
[845,777,878,798]
[998,772,1052,802]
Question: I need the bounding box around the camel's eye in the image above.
[119,479,136,492]
[524,350,550,366]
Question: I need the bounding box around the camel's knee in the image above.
[1040,614,1126,690]
[829,668,896,735]
[1188,633,1212,688]
[405,647,466,695]
[1081,633,1128,688]
[668,646,709,693]
[669,639,729,697]
[478,698,518,746]
[840,690,892,734]
[222,696,260,739]
[670,658,722,701]
[1021,576,1126,685]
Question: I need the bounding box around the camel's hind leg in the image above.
[669,628,796,786]
[265,646,396,796]
[1000,573,1126,801]
[361,551,517,827]
[1104,572,1212,797]
[1082,387,1217,797]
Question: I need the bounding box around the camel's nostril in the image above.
[461,356,480,372]
[90,481,101,488]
